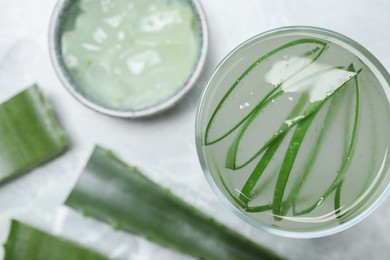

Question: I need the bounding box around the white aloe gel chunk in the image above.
[61,0,201,110]
[199,34,390,232]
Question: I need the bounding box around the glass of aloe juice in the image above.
[195,26,390,237]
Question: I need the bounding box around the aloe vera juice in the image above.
[198,32,390,233]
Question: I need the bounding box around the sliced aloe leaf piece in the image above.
[281,103,333,216]
[334,183,343,217]
[281,79,350,215]
[226,67,359,170]
[204,39,327,145]
[3,219,107,260]
[297,68,360,216]
[239,93,309,206]
[357,74,378,198]
[246,204,272,213]
[65,146,282,260]
[0,85,67,184]
[272,113,317,218]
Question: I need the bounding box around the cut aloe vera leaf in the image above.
[297,69,360,216]
[281,82,349,215]
[0,85,67,184]
[334,182,343,217]
[357,75,378,197]
[3,219,107,260]
[281,103,333,216]
[239,93,308,205]
[333,66,360,216]
[272,113,317,218]
[204,39,327,145]
[65,146,282,260]
[246,204,272,213]
[226,67,359,170]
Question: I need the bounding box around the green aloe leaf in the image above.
[356,74,378,200]
[296,67,360,216]
[281,103,333,216]
[65,146,282,260]
[226,67,359,170]
[240,68,361,215]
[0,85,67,184]
[3,219,107,260]
[204,39,327,145]
[239,93,309,205]
[272,113,317,218]
[280,79,350,215]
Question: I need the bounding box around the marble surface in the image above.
[1,0,390,259]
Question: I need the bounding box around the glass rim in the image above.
[195,25,390,238]
[48,0,209,118]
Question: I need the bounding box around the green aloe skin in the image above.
[0,85,67,184]
[66,146,282,260]
[200,35,390,232]
[3,220,107,260]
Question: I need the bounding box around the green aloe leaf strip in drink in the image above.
[334,183,343,217]
[3,220,107,260]
[246,204,273,213]
[357,74,378,199]
[239,93,309,205]
[0,85,67,184]
[334,66,360,217]
[272,113,318,218]
[281,73,352,216]
[226,67,359,170]
[244,69,361,214]
[204,39,327,146]
[282,103,332,216]
[65,146,282,260]
[296,69,360,216]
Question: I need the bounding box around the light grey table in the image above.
[1,0,389,259]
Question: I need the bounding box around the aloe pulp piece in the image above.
[204,39,327,145]
[65,146,282,260]
[226,67,359,170]
[3,219,107,260]
[0,85,67,184]
[296,69,360,216]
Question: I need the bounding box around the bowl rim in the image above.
[49,0,209,118]
[195,25,390,238]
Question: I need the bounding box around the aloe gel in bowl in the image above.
[196,27,390,237]
[50,0,207,117]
